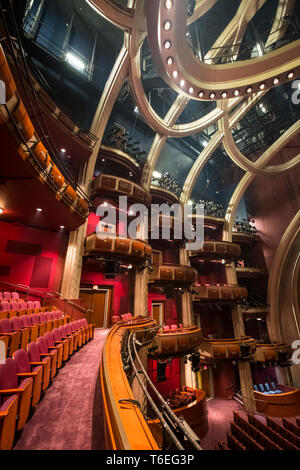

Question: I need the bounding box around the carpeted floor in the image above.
[200,398,244,450]
[14,329,109,451]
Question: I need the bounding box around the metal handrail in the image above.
[127,330,202,450]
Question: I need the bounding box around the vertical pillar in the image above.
[134,269,149,317]
[179,247,193,325]
[60,221,87,299]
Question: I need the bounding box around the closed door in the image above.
[152,302,164,325]
[80,290,112,328]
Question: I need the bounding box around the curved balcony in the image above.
[199,337,256,361]
[84,233,152,261]
[150,186,180,205]
[150,326,203,357]
[190,241,241,260]
[192,285,247,302]
[101,317,159,450]
[254,386,300,417]
[99,145,141,178]
[253,343,293,364]
[148,387,208,445]
[232,232,261,244]
[242,308,269,318]
[149,264,197,285]
[92,174,152,207]
[236,267,267,278]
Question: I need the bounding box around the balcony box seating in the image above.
[11,316,30,350]
[13,349,43,407]
[0,393,18,450]
[0,358,33,430]
[27,342,51,391]
[0,319,21,357]
[51,329,69,362]
[37,336,58,378]
[44,332,63,369]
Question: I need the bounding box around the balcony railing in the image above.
[92,174,152,207]
[149,264,197,285]
[253,343,293,364]
[150,326,203,357]
[190,241,241,259]
[199,337,256,361]
[84,233,152,261]
[192,285,247,301]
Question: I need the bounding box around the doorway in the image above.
[152,302,165,325]
[80,288,112,328]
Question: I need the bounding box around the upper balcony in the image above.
[253,342,293,365]
[190,241,241,261]
[192,285,247,302]
[84,233,152,262]
[92,174,152,207]
[236,267,268,278]
[199,337,256,362]
[149,264,197,285]
[150,325,203,357]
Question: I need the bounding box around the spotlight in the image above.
[61,148,66,153]
[0,207,4,214]
[60,226,65,229]
[36,208,42,213]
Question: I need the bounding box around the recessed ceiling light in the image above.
[246,87,252,93]
[209,92,216,99]
[221,91,228,98]
[234,89,240,96]
[36,208,42,212]
[61,148,66,153]
[189,87,194,94]
[163,20,172,31]
[198,91,204,98]
[0,207,4,214]
[259,83,266,90]
[164,40,172,49]
[60,226,65,229]
[273,78,279,85]
[287,71,294,79]
[180,79,186,87]
[164,0,173,9]
[172,70,178,78]
[166,56,174,65]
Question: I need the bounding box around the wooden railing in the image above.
[151,326,203,357]
[84,233,152,260]
[253,342,293,363]
[199,336,256,361]
[92,174,152,206]
[149,264,197,284]
[101,317,159,450]
[193,285,247,301]
[190,241,241,259]
[236,267,267,277]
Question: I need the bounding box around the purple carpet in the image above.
[200,398,243,450]
[14,329,109,450]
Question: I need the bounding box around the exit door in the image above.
[80,289,112,328]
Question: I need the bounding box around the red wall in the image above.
[80,267,130,316]
[148,291,179,326]
[0,221,67,294]
[213,362,237,399]
[148,358,181,399]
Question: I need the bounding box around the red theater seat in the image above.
[37,336,58,378]
[13,349,43,407]
[0,319,21,357]
[27,342,51,392]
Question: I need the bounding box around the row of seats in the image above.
[0,318,94,450]
[162,324,184,332]
[112,313,133,323]
[167,386,197,409]
[0,311,69,357]
[0,292,20,300]
[0,44,89,216]
[0,300,47,320]
[254,382,281,394]
[217,412,300,450]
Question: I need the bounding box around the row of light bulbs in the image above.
[162,0,295,99]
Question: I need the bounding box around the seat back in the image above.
[27,301,34,309]
[0,318,12,333]
[52,328,61,342]
[46,312,54,321]
[20,316,32,328]
[171,325,177,330]
[38,313,46,322]
[11,316,22,330]
[45,332,55,348]
[10,301,19,311]
[0,358,18,390]
[14,349,31,374]
[34,301,41,309]
[60,325,68,337]
[19,301,27,310]
[1,301,10,312]
[30,314,38,325]
[66,324,73,335]
[37,336,48,354]
[253,384,259,391]
[11,292,19,300]
[28,342,41,363]
[163,326,170,331]
[0,292,2,300]
[259,384,265,392]
[3,292,11,300]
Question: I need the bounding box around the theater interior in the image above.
[0,0,300,452]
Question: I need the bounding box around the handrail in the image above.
[128,330,202,450]
[0,3,90,202]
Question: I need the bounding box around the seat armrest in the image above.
[0,388,27,395]
[30,362,46,366]
[17,372,39,378]
[40,353,53,357]
[54,341,64,344]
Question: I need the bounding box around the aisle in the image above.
[14,329,109,450]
